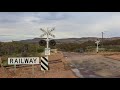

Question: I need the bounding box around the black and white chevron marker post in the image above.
[41,57,49,71]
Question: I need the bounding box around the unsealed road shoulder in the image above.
[63,52,120,78]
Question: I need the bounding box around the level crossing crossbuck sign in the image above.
[40,27,55,71]
[95,39,100,53]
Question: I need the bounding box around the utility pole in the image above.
[102,32,104,48]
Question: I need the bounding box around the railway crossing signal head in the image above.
[49,40,56,46]
[39,40,46,46]
[39,40,56,46]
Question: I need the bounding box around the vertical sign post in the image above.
[40,27,55,73]
[32,64,34,76]
[0,57,1,67]
[14,64,16,74]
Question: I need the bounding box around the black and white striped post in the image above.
[41,57,49,72]
[40,27,55,73]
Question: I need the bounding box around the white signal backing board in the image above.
[45,48,50,55]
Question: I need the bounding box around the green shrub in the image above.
[37,48,44,53]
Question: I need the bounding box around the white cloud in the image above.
[0,12,120,41]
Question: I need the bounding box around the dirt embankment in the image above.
[101,52,120,61]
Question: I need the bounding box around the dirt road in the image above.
[63,52,120,78]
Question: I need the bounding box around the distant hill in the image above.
[19,37,120,44]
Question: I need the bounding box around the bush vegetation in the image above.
[0,39,120,56]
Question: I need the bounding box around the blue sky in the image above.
[0,12,120,42]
